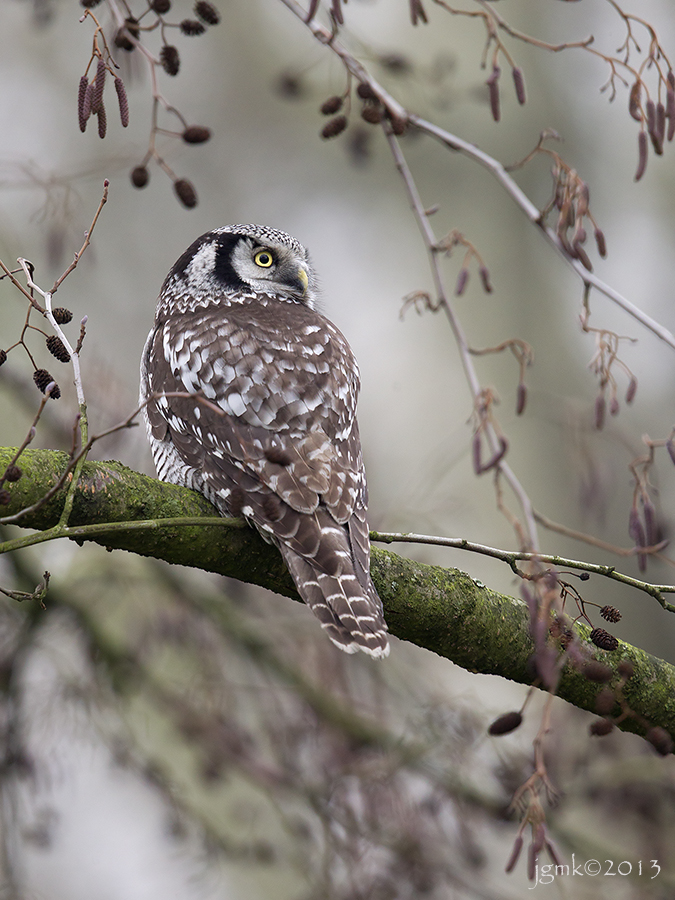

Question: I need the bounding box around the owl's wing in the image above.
[143,300,367,565]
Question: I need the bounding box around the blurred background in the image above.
[1,1,675,897]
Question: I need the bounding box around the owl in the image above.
[140,225,389,658]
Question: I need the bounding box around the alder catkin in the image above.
[634,130,648,181]
[91,57,106,113]
[487,66,501,122]
[512,67,526,105]
[114,76,129,127]
[78,75,90,132]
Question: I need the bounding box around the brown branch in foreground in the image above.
[1,447,675,750]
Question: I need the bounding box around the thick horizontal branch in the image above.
[2,448,675,747]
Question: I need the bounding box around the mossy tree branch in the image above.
[2,447,675,748]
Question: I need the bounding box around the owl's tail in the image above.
[280,542,390,658]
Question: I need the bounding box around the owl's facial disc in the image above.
[230,236,315,306]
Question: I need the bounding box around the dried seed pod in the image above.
[33,369,61,399]
[590,718,614,737]
[97,103,107,139]
[150,0,171,12]
[123,16,140,38]
[194,0,220,25]
[628,80,642,121]
[91,58,106,114]
[488,711,522,735]
[634,130,648,182]
[78,75,90,132]
[33,368,53,392]
[512,66,526,105]
[4,464,22,482]
[486,65,501,122]
[174,178,198,208]
[516,382,527,416]
[46,335,70,363]
[583,661,613,683]
[361,104,383,125]
[320,95,343,115]
[389,115,407,135]
[594,393,605,430]
[590,627,619,651]
[595,687,615,715]
[114,77,129,127]
[160,45,180,76]
[479,264,492,293]
[182,125,211,143]
[321,115,348,139]
[356,82,378,101]
[0,349,7,366]
[593,227,607,258]
[53,307,73,325]
[600,605,621,623]
[646,726,673,756]
[0,489,10,506]
[609,395,620,416]
[180,18,205,36]
[131,166,149,188]
[114,29,134,52]
[331,0,344,25]
[455,267,469,296]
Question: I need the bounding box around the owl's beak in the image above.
[296,267,309,295]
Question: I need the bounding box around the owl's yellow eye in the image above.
[254,250,274,268]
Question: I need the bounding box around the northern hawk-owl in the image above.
[140,225,389,657]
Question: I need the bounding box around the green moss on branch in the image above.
[2,447,675,747]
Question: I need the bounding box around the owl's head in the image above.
[161,224,318,313]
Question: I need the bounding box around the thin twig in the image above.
[371,530,675,612]
[409,114,675,349]
[384,127,540,551]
